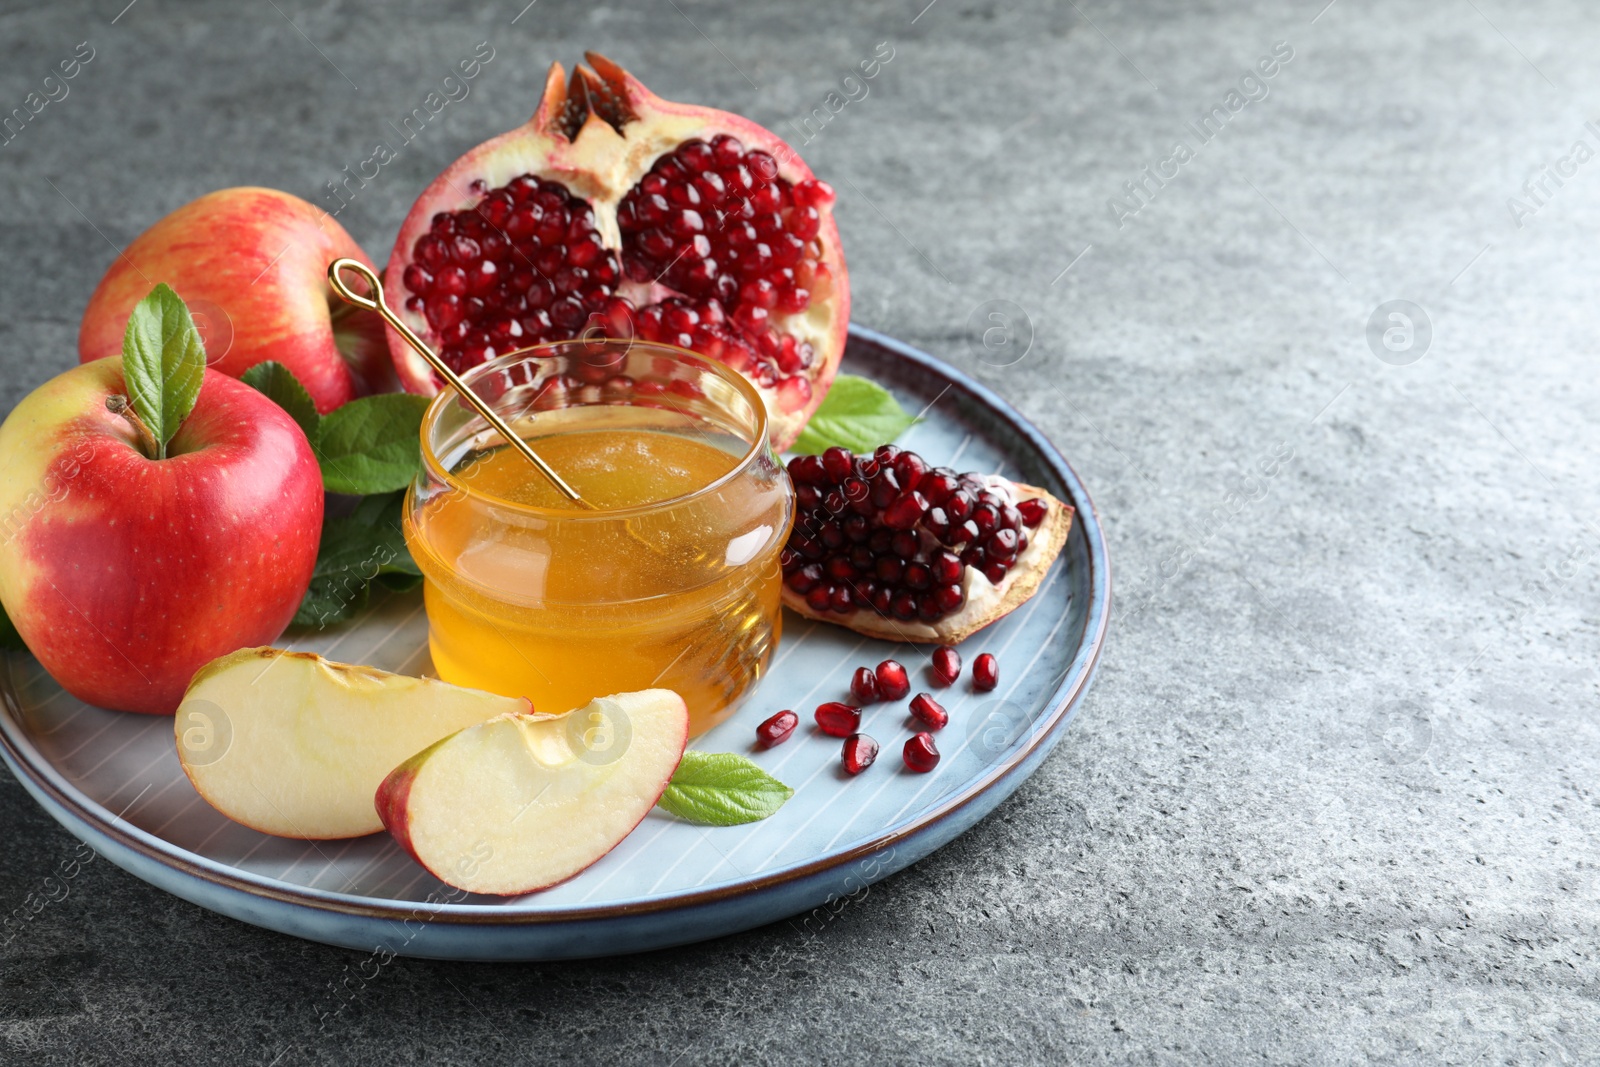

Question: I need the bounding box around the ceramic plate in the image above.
[0,326,1110,961]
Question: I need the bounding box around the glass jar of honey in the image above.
[404,339,794,737]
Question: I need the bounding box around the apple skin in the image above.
[76,187,392,414]
[373,756,419,854]
[0,358,323,714]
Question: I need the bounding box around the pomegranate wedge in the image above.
[780,445,1072,644]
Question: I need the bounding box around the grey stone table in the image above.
[2,0,1596,1062]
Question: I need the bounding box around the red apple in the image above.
[0,357,323,714]
[77,187,391,414]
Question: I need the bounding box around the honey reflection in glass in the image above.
[404,340,794,737]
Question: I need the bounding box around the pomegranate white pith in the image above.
[780,445,1073,645]
[383,53,848,450]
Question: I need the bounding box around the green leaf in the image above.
[317,394,432,495]
[656,751,794,825]
[346,491,421,578]
[789,374,918,456]
[348,489,406,529]
[0,601,25,651]
[373,571,424,593]
[293,503,420,629]
[241,361,321,446]
[120,283,207,459]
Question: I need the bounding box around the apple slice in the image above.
[376,690,689,896]
[177,648,529,839]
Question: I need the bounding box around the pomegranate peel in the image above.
[383,53,848,450]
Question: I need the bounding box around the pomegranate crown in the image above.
[536,52,650,142]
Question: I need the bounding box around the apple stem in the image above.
[106,394,162,459]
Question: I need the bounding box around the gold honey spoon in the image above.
[326,258,589,508]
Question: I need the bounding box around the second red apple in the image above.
[77,187,392,413]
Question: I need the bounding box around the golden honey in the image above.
[404,342,794,737]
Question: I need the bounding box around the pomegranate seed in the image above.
[987,528,1019,559]
[841,733,879,775]
[903,732,940,773]
[876,659,910,701]
[711,134,744,165]
[741,277,778,308]
[750,161,781,195]
[909,693,948,730]
[920,472,958,505]
[892,452,927,491]
[789,454,827,485]
[931,646,961,686]
[870,470,901,508]
[784,564,822,593]
[821,446,854,483]
[815,702,861,737]
[778,286,811,314]
[403,264,433,294]
[973,653,999,691]
[1018,497,1049,527]
[850,666,881,704]
[756,710,799,748]
[792,178,836,208]
[882,491,928,531]
[931,551,963,585]
[788,207,821,241]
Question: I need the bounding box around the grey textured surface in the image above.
[2,0,1597,1063]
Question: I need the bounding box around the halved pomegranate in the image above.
[780,445,1073,644]
[383,52,848,449]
